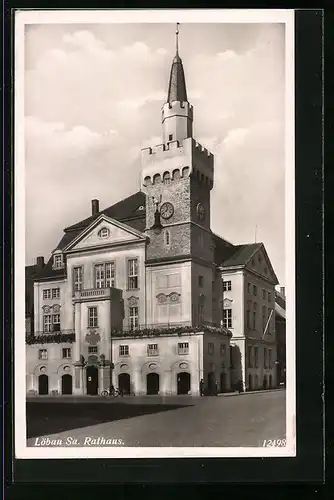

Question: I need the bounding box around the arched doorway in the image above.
[61,374,72,395]
[263,376,268,389]
[146,373,159,395]
[220,372,226,393]
[118,373,131,395]
[207,372,216,395]
[248,374,252,391]
[269,374,272,389]
[86,366,98,395]
[38,374,48,395]
[177,372,191,395]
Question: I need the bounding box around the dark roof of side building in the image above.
[220,243,263,267]
[32,192,147,281]
[65,191,146,232]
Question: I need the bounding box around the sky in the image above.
[24,22,286,284]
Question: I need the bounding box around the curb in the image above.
[219,388,285,397]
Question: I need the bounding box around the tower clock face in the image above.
[197,203,205,221]
[160,202,174,220]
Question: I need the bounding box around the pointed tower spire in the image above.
[167,23,188,104]
[162,24,193,144]
[176,22,179,58]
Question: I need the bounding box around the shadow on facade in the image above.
[26,401,193,439]
[229,345,243,392]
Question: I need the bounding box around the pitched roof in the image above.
[65,191,146,232]
[213,233,236,265]
[221,243,263,267]
[33,257,66,281]
[32,192,147,281]
[167,54,188,103]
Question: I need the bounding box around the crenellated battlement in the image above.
[161,101,194,121]
[141,137,214,189]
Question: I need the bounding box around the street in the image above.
[26,390,286,448]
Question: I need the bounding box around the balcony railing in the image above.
[73,288,112,301]
[26,330,75,345]
[111,322,232,338]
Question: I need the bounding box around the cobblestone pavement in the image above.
[27,390,286,448]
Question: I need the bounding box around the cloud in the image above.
[24,24,286,283]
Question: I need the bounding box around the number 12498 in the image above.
[263,439,286,447]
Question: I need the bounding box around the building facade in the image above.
[26,31,280,397]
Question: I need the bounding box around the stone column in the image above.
[74,300,81,362]
[162,369,172,395]
[73,361,84,395]
[132,368,142,396]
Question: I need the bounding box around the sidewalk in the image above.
[219,388,285,397]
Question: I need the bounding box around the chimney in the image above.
[91,199,99,216]
[36,256,44,268]
[280,286,285,296]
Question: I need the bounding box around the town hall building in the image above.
[25,29,279,397]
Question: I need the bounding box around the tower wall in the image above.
[162,101,193,143]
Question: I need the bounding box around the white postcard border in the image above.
[14,8,296,459]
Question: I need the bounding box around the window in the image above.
[52,288,60,299]
[208,342,214,355]
[43,289,51,300]
[247,282,251,293]
[248,346,253,368]
[268,292,272,303]
[223,280,232,292]
[128,259,139,289]
[165,230,170,246]
[178,342,189,355]
[254,346,259,368]
[198,304,204,325]
[267,308,273,333]
[262,289,266,300]
[169,134,173,141]
[220,343,226,356]
[262,305,267,332]
[198,275,204,288]
[105,262,115,288]
[223,308,232,328]
[52,314,60,332]
[88,307,98,328]
[147,344,158,356]
[38,349,48,360]
[246,309,251,329]
[264,348,268,369]
[43,315,52,333]
[252,309,256,330]
[99,227,110,238]
[268,349,272,368]
[88,346,98,354]
[73,267,83,293]
[53,254,63,268]
[212,281,215,292]
[62,348,71,359]
[129,306,139,330]
[253,285,257,296]
[119,345,129,356]
[95,262,115,289]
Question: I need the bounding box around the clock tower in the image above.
[142,25,215,328]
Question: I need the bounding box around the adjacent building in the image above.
[26,30,281,397]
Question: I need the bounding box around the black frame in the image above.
[3,5,324,494]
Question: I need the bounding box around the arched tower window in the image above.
[165,230,171,246]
